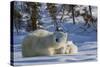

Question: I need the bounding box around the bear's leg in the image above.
[65,45,71,54]
[55,47,66,54]
[70,46,78,54]
[65,44,78,55]
[47,47,55,56]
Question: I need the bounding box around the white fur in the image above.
[22,29,68,57]
[22,29,78,57]
[65,41,78,54]
[55,41,78,55]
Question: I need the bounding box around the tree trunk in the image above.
[26,2,39,31]
[89,6,93,23]
[47,3,59,31]
[71,5,75,24]
[60,5,65,23]
[31,17,37,30]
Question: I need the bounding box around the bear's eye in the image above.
[56,38,60,42]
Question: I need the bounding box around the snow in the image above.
[12,2,97,66]
[12,22,97,66]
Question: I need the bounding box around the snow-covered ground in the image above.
[12,23,97,66]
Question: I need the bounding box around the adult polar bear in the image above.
[22,29,67,57]
[22,29,78,57]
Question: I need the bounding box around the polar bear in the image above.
[22,29,68,57]
[55,41,78,55]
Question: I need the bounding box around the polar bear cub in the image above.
[22,29,68,57]
[55,41,78,55]
[65,41,78,54]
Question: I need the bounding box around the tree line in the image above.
[13,2,97,33]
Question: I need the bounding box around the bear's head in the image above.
[53,31,68,48]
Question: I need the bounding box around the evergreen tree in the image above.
[26,2,41,31]
[13,2,22,33]
[47,3,59,31]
